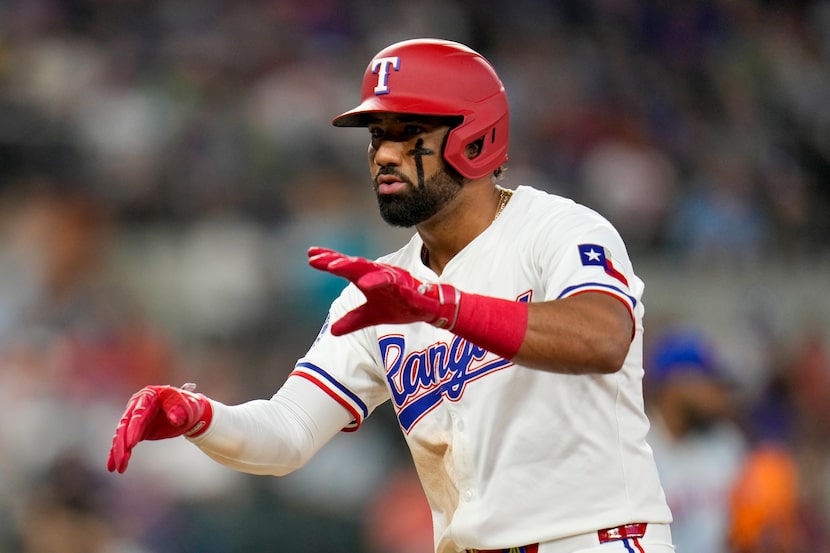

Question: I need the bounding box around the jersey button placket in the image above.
[448,410,465,432]
[448,408,475,505]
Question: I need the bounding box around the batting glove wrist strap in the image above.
[417,282,461,329]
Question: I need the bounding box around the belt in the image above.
[467,546,538,553]
[598,522,648,542]
[468,523,648,553]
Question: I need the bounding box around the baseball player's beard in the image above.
[376,167,464,228]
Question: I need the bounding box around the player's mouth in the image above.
[375,173,409,195]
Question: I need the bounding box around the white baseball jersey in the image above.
[292,185,673,552]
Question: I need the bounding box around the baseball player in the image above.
[108,39,675,553]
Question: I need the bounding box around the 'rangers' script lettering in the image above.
[380,335,512,432]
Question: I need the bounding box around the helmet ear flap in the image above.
[444,112,509,180]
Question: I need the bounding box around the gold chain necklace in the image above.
[494,187,513,221]
[420,188,514,266]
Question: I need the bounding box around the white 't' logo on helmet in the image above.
[371,56,400,95]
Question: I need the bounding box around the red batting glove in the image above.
[308,247,460,335]
[308,247,529,360]
[106,384,213,474]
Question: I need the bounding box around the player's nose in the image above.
[370,139,405,168]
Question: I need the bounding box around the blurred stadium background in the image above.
[0,1,828,552]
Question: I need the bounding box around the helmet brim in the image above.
[332,95,469,127]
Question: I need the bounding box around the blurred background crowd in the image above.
[0,0,828,552]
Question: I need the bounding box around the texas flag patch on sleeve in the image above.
[578,244,629,287]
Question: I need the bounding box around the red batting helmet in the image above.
[333,38,509,180]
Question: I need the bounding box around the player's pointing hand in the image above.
[107,384,213,474]
[309,246,527,360]
[308,247,461,334]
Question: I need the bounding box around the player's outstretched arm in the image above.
[519,292,634,374]
[308,247,633,375]
[107,377,353,476]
